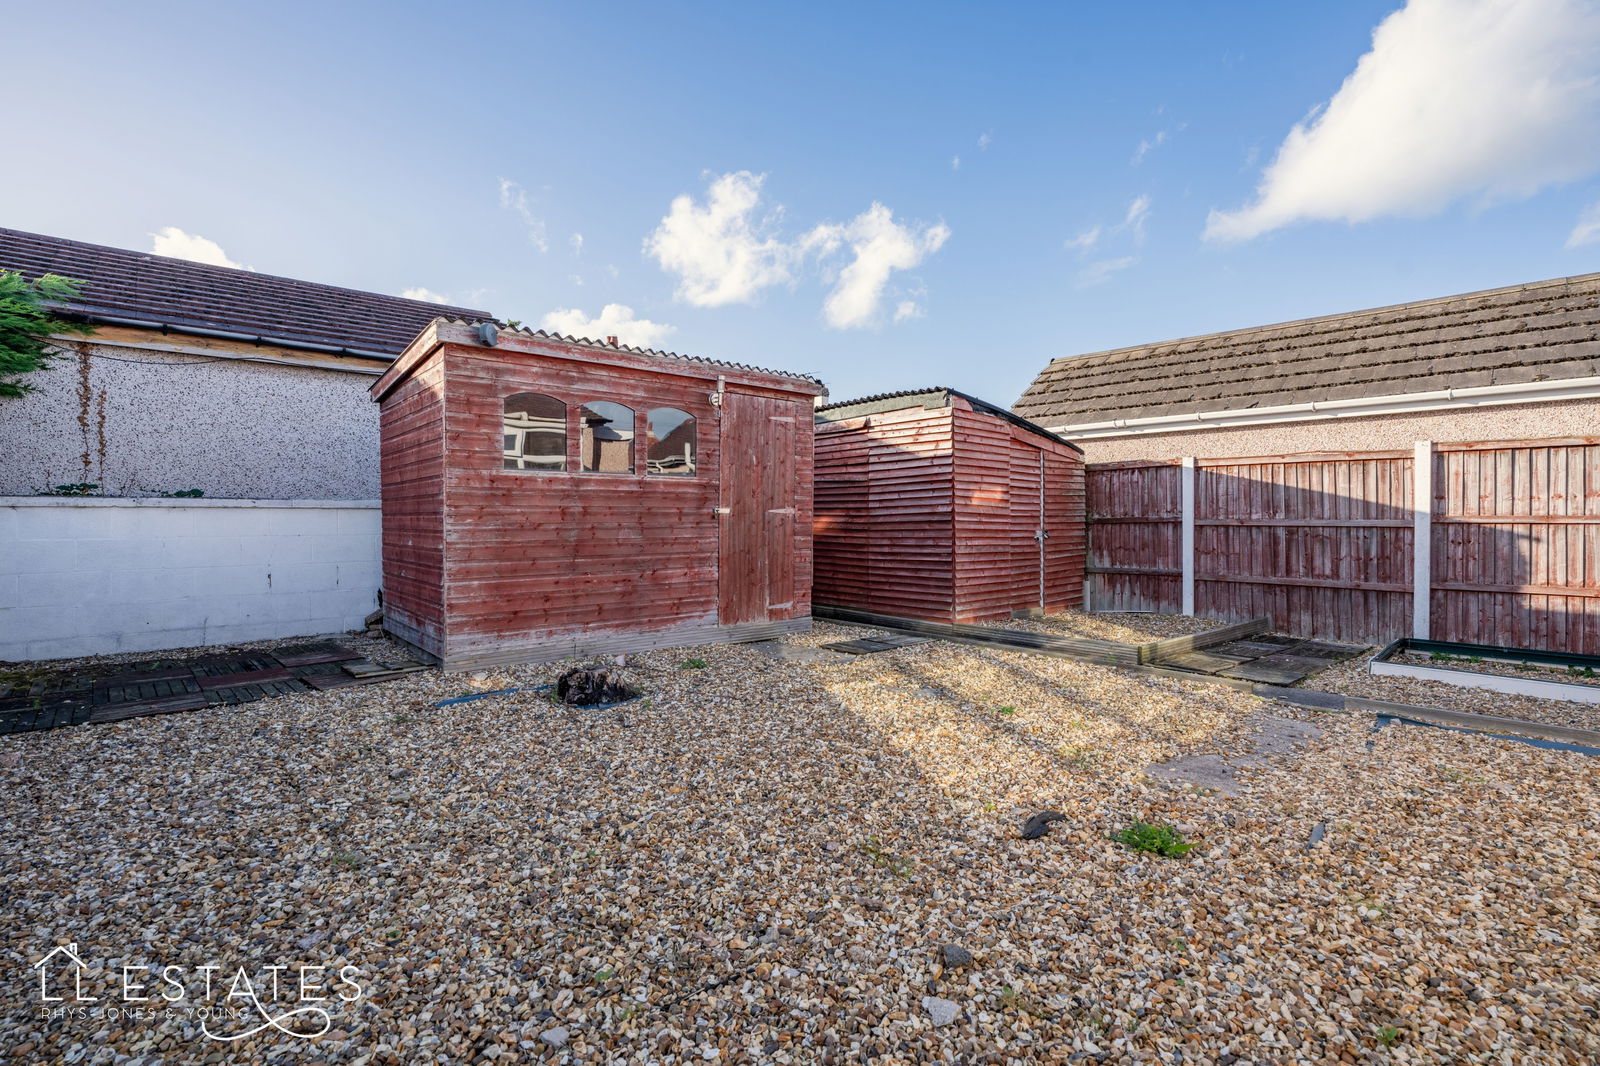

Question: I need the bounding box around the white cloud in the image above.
[952,155,962,170]
[401,287,450,304]
[1567,200,1600,246]
[541,304,676,348]
[1132,130,1167,165]
[893,300,925,322]
[1076,256,1138,287]
[1207,0,1600,242]
[804,205,950,330]
[1064,226,1101,254]
[1123,195,1151,241]
[644,171,796,306]
[978,131,992,151]
[150,227,246,269]
[570,232,584,255]
[498,177,549,252]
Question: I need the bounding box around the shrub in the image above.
[1,272,93,398]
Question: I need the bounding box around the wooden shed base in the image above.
[387,618,812,673]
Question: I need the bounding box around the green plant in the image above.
[159,488,205,498]
[1,272,94,398]
[996,705,1016,716]
[681,658,708,670]
[330,850,364,869]
[41,483,99,496]
[593,966,615,983]
[1110,820,1194,858]
[858,836,914,878]
[1060,744,1099,769]
[1376,1025,1400,1047]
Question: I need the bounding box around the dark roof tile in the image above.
[0,227,491,357]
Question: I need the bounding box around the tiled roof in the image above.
[439,318,826,387]
[817,386,1079,451]
[0,226,491,357]
[1014,271,1600,426]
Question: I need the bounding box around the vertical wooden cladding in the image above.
[812,396,1085,624]
[1086,462,1181,612]
[1086,437,1600,653]
[1194,454,1413,644]
[1432,440,1600,654]
[372,322,822,668]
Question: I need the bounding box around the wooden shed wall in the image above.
[433,343,815,666]
[376,358,447,655]
[814,406,957,620]
[950,405,1086,622]
[813,402,1086,624]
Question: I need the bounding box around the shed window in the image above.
[647,407,697,476]
[580,401,635,473]
[503,393,567,472]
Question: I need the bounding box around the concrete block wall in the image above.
[1,498,381,661]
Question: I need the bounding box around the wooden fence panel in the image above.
[1194,454,1413,644]
[1431,440,1600,654]
[1086,461,1181,612]
[1086,437,1600,653]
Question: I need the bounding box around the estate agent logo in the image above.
[32,942,365,1043]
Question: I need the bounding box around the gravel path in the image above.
[982,612,1226,644]
[3,624,1596,1064]
[1305,649,1600,732]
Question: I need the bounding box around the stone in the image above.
[921,995,960,1026]
[388,768,412,781]
[539,1027,569,1048]
[940,944,974,968]
[1020,811,1067,840]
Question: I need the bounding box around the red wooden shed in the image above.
[371,319,826,670]
[813,388,1086,624]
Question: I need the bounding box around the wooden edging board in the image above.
[812,611,1600,754]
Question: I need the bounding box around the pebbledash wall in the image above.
[0,342,380,499]
[1065,398,1600,463]
[0,498,380,661]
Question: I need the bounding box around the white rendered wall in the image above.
[0,498,380,661]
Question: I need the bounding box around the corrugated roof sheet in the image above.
[1014,271,1600,426]
[438,318,825,386]
[817,386,1080,451]
[0,226,491,357]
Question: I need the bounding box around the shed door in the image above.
[718,392,797,625]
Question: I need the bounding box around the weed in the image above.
[389,714,418,725]
[681,658,708,670]
[996,705,1016,716]
[593,966,615,983]
[1376,1025,1400,1047]
[981,801,997,813]
[42,483,99,496]
[1110,820,1194,858]
[330,851,364,870]
[1169,936,1188,954]
[1567,665,1597,680]
[858,836,915,879]
[1439,767,1485,784]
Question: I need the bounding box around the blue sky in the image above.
[6,0,1600,405]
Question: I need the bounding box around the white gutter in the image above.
[1045,376,1600,440]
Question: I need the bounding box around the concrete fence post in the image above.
[1180,456,1196,617]
[1412,440,1433,639]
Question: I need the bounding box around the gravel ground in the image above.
[1305,649,1600,732]
[3,623,1597,1065]
[1392,653,1600,691]
[982,612,1226,645]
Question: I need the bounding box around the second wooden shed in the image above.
[371,319,826,670]
[813,388,1086,624]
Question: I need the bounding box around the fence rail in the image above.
[1086,438,1600,653]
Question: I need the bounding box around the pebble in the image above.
[540,1027,569,1048]
[922,996,960,1027]
[940,944,974,968]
